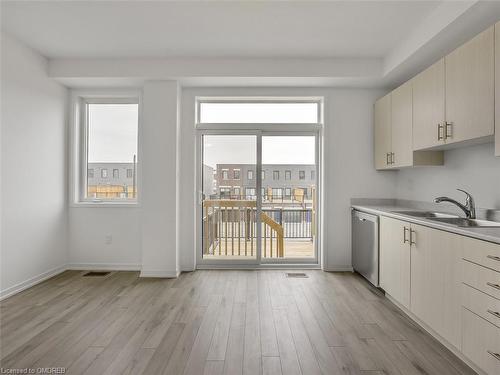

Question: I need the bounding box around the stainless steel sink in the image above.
[391,210,460,219]
[427,217,500,228]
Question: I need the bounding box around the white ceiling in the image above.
[2,1,500,88]
[1,1,441,59]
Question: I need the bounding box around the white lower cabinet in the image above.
[379,216,410,309]
[410,224,462,349]
[379,216,500,374]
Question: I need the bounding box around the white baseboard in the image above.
[140,269,180,278]
[67,263,141,271]
[0,265,66,301]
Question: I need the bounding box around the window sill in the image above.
[71,201,140,208]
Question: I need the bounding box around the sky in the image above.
[203,135,315,168]
[88,103,138,163]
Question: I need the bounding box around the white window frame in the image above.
[69,90,142,207]
[247,170,254,180]
[196,97,323,125]
[195,96,324,268]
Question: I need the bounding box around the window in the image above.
[247,170,254,180]
[233,169,240,180]
[285,170,291,180]
[245,187,256,199]
[299,170,305,180]
[311,170,315,180]
[262,171,266,180]
[234,187,241,197]
[284,188,291,197]
[222,170,229,180]
[199,101,320,123]
[80,99,139,203]
[273,171,279,180]
[272,188,282,198]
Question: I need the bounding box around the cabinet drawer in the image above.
[462,308,500,375]
[462,237,500,272]
[463,260,500,300]
[462,284,500,327]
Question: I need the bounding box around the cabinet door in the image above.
[445,26,494,144]
[410,224,462,349]
[379,216,410,308]
[412,59,445,150]
[374,94,391,170]
[391,81,413,167]
[495,22,500,157]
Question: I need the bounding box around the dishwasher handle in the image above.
[352,210,378,223]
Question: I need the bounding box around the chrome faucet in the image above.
[434,189,476,219]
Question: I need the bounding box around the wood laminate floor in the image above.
[0,270,476,375]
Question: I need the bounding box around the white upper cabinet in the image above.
[374,93,392,170]
[391,81,414,167]
[445,25,494,145]
[413,59,446,150]
[374,83,443,170]
[379,24,498,165]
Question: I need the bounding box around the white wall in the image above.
[0,33,68,298]
[396,143,500,209]
[180,87,397,271]
[67,86,397,272]
[141,81,180,277]
[68,207,141,270]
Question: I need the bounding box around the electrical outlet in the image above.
[105,235,112,245]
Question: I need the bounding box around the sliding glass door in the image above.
[260,135,317,262]
[198,131,318,266]
[200,134,260,264]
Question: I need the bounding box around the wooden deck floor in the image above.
[0,270,475,375]
[205,239,314,259]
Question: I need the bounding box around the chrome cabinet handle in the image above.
[487,309,500,319]
[487,282,500,291]
[391,152,395,165]
[386,153,390,165]
[410,229,416,246]
[487,255,500,262]
[445,122,453,139]
[487,350,500,361]
[403,227,409,244]
[437,123,444,141]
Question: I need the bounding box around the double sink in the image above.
[392,210,500,228]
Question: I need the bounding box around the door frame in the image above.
[195,126,322,269]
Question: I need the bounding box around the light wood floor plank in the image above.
[0,270,476,375]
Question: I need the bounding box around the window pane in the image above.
[86,103,138,201]
[199,102,319,123]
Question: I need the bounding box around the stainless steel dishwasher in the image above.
[351,209,379,287]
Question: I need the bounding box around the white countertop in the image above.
[351,204,500,245]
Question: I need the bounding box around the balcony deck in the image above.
[203,238,314,259]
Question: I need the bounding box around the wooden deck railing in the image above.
[203,199,285,257]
